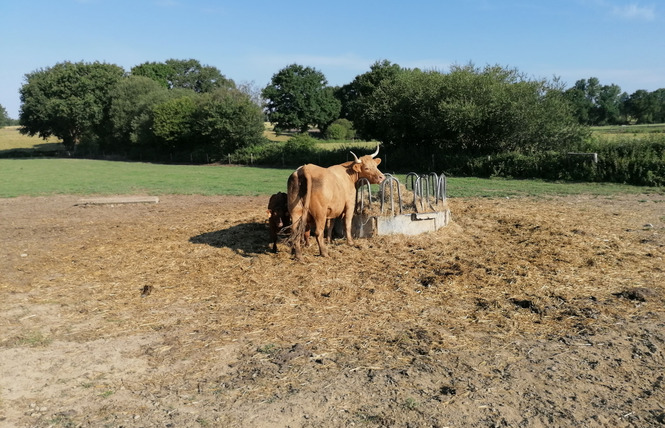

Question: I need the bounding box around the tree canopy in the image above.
[563,78,624,126]
[336,60,403,139]
[17,59,264,161]
[19,61,125,151]
[131,59,234,93]
[262,64,341,133]
[108,75,172,150]
[341,63,587,156]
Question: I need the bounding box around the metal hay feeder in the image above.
[351,172,451,238]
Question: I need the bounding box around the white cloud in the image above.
[583,0,657,21]
[611,3,656,20]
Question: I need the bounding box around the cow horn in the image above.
[350,151,361,164]
[370,143,380,158]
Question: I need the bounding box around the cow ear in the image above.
[374,158,382,166]
[353,163,363,172]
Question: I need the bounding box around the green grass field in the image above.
[0,159,293,197]
[0,158,661,198]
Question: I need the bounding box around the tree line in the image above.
[0,104,18,126]
[5,58,665,169]
[15,59,265,162]
[564,77,665,126]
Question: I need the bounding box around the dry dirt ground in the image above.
[1,193,664,428]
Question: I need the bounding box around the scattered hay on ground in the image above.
[1,193,664,427]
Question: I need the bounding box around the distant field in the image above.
[0,126,63,151]
[591,123,665,135]
[263,122,376,149]
[3,124,374,153]
[263,122,290,142]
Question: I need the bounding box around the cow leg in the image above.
[344,207,355,246]
[292,236,302,260]
[314,218,329,257]
[325,218,334,244]
[291,216,304,260]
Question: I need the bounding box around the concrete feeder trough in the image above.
[350,172,451,238]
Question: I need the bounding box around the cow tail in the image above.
[295,165,312,241]
[287,165,311,247]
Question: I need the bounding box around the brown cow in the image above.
[267,192,291,253]
[287,144,385,260]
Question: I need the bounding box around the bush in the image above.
[324,123,348,140]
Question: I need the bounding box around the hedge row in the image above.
[242,134,665,187]
[4,134,663,187]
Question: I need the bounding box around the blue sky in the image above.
[1,0,664,119]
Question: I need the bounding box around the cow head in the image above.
[350,144,385,184]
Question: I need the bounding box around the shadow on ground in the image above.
[190,222,270,255]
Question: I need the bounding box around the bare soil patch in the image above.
[1,194,664,427]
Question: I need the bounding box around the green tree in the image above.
[324,118,355,140]
[624,89,665,124]
[262,64,341,133]
[336,60,403,139]
[0,103,10,127]
[564,78,599,125]
[564,77,624,125]
[131,59,234,93]
[194,87,266,157]
[152,94,198,152]
[130,62,172,89]
[624,89,653,123]
[19,61,125,151]
[596,83,623,125]
[357,64,586,156]
[148,87,264,160]
[108,76,172,151]
[651,89,665,123]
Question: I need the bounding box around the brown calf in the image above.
[267,192,290,253]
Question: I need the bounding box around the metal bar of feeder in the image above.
[405,172,419,191]
[436,174,447,203]
[428,173,438,198]
[380,174,402,216]
[424,174,435,212]
[356,177,372,214]
[414,175,424,212]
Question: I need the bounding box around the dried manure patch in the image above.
[1,194,664,427]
